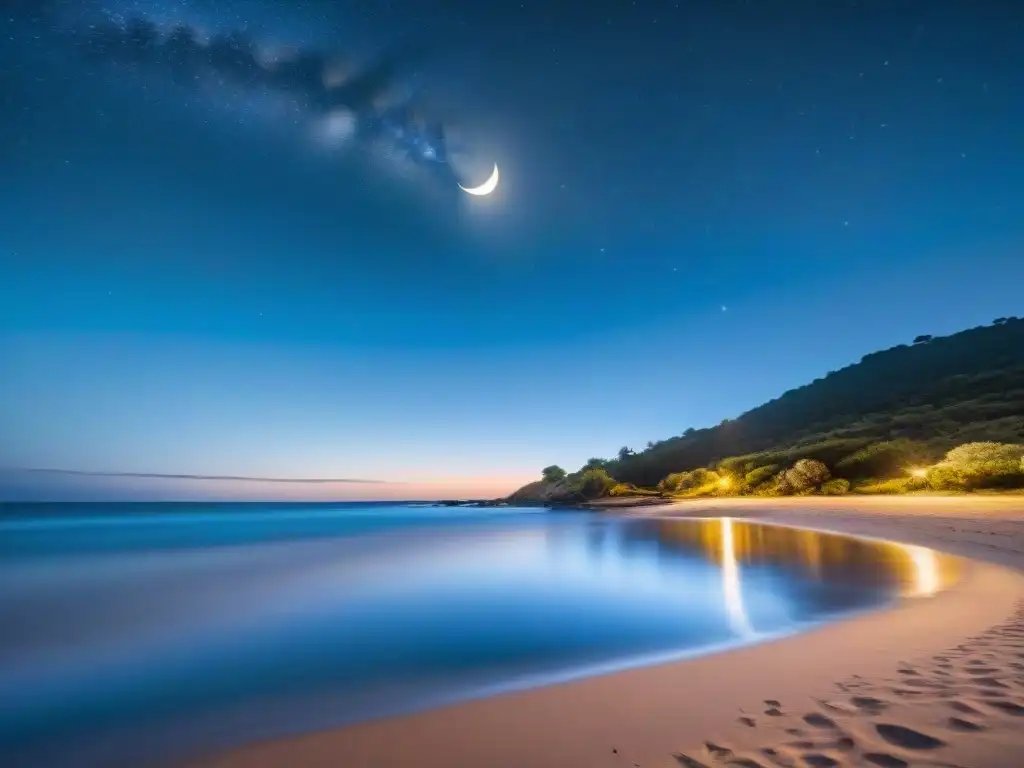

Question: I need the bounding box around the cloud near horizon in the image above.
[8,468,389,484]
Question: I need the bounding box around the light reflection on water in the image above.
[721,518,755,638]
[0,505,958,767]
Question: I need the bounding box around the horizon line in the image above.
[5,468,391,484]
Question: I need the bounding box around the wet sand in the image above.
[193,496,1024,768]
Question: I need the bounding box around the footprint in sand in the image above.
[964,665,996,674]
[671,754,708,768]
[874,723,946,750]
[815,698,858,714]
[703,741,733,760]
[863,754,908,768]
[785,740,816,750]
[801,713,837,729]
[738,716,757,727]
[850,696,888,714]
[982,699,1024,716]
[947,716,985,731]
[972,676,1009,688]
[800,756,838,768]
[762,699,785,717]
[948,700,981,714]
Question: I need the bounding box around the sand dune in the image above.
[194,496,1024,768]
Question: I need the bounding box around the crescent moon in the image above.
[458,163,499,196]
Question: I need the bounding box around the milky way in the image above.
[75,11,465,185]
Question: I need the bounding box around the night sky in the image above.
[3,0,1023,501]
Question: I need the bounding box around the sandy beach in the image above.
[194,496,1024,768]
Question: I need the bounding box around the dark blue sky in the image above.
[2,0,1022,500]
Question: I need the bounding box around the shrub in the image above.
[658,468,722,495]
[820,478,850,496]
[943,441,1023,468]
[928,441,1024,490]
[717,456,753,475]
[744,464,779,489]
[833,439,933,480]
[609,483,636,497]
[680,468,721,491]
[658,472,685,493]
[780,459,831,494]
[854,478,912,495]
[927,465,968,491]
[575,468,617,500]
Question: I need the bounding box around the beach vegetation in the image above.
[743,464,778,490]
[833,439,934,480]
[512,320,1024,502]
[852,478,913,495]
[820,478,850,495]
[658,468,723,497]
[574,468,617,500]
[926,442,1024,490]
[777,459,831,495]
[602,320,1024,488]
[541,465,567,483]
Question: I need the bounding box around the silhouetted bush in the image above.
[541,465,567,483]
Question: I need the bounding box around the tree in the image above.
[646,440,657,449]
[541,465,567,483]
[583,457,607,470]
[913,334,933,344]
[617,446,634,461]
[683,427,696,437]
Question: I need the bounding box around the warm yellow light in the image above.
[909,468,928,478]
[721,518,753,637]
[719,477,732,489]
[905,544,940,597]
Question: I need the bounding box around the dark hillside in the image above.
[608,318,1024,487]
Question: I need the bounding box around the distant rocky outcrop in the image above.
[506,478,577,504]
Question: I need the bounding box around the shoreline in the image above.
[193,497,1024,768]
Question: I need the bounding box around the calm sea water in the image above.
[0,502,944,767]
